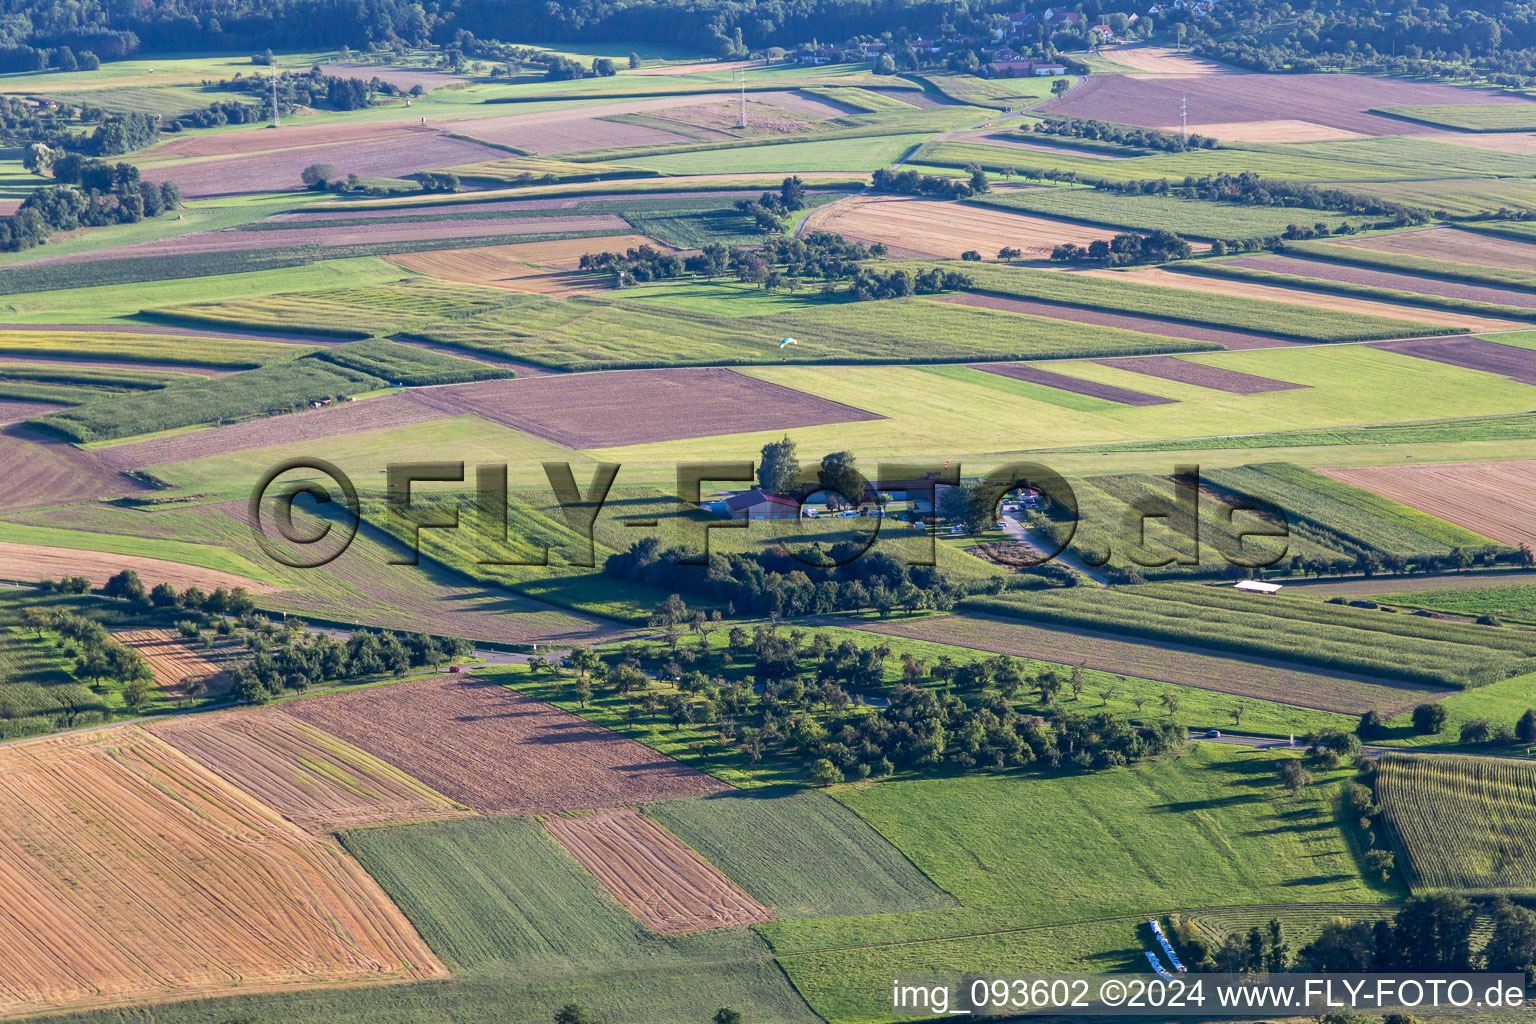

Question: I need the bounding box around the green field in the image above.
[766,742,1395,1023]
[1370,581,1536,624]
[414,289,1212,371]
[1376,753,1536,893]
[645,790,957,919]
[1376,104,1536,132]
[341,815,819,1022]
[1284,237,1536,293]
[0,330,311,368]
[976,188,1354,240]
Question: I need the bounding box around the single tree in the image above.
[1278,758,1310,798]
[758,435,800,494]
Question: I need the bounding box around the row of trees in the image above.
[1050,229,1194,266]
[872,164,989,200]
[1031,117,1216,153]
[95,570,259,618]
[608,539,962,621]
[733,174,808,232]
[1098,171,1426,224]
[230,628,473,702]
[211,66,405,114]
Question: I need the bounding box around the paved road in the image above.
[999,508,1111,584]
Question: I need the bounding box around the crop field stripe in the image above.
[543,808,774,933]
[1368,336,1536,385]
[971,362,1177,406]
[1092,355,1308,393]
[1376,752,1536,892]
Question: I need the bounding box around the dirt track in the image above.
[0,726,444,1019]
[282,675,731,814]
[151,710,470,833]
[1323,460,1536,549]
[544,808,773,933]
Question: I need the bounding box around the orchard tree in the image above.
[758,435,800,494]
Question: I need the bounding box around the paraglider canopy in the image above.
[779,337,797,348]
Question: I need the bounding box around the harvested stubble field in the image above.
[806,194,1107,259]
[317,62,468,90]
[1095,267,1521,333]
[972,361,1176,405]
[1039,73,1527,136]
[932,292,1295,349]
[282,674,731,814]
[1221,254,1536,310]
[385,233,664,295]
[0,541,273,592]
[1375,752,1536,893]
[1098,45,1240,74]
[1335,227,1536,274]
[0,426,140,512]
[1323,460,1536,550]
[150,709,470,834]
[407,367,883,448]
[544,808,774,933]
[93,393,450,471]
[142,129,508,198]
[1170,120,1362,141]
[850,613,1445,715]
[146,121,441,160]
[1370,336,1536,385]
[0,726,445,1019]
[1093,355,1307,393]
[113,628,234,696]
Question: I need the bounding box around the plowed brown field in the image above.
[1087,267,1522,332]
[386,233,666,295]
[151,710,469,833]
[0,542,275,593]
[113,629,234,696]
[1094,355,1307,393]
[1333,227,1536,274]
[1323,460,1536,549]
[0,400,63,423]
[805,194,1108,259]
[544,808,773,933]
[0,425,139,512]
[0,726,444,1019]
[407,367,883,448]
[849,614,1442,715]
[282,674,731,814]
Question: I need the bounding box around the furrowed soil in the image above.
[544,807,774,933]
[113,628,236,697]
[282,674,731,814]
[405,367,883,447]
[805,194,1109,259]
[933,291,1298,349]
[849,613,1447,715]
[1370,336,1536,384]
[150,709,470,834]
[1093,355,1309,393]
[1333,227,1536,273]
[0,425,140,512]
[1092,267,1523,332]
[972,362,1177,405]
[1224,253,1536,309]
[385,233,666,295]
[1323,460,1536,549]
[0,726,445,1019]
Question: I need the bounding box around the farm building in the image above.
[985,60,1067,77]
[1234,580,1283,595]
[718,489,802,520]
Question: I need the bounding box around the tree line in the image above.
[1050,229,1193,266]
[229,628,473,702]
[872,164,990,200]
[1031,117,1216,153]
